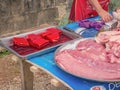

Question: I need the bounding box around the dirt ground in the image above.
[0,51,70,90]
[0,54,20,82]
[0,53,21,90]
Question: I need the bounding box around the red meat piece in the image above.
[40,31,51,38]
[40,28,62,38]
[27,34,49,49]
[46,33,60,42]
[29,39,49,49]
[46,28,62,34]
[13,37,29,47]
[27,34,42,40]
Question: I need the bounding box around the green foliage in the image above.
[0,49,11,57]
[58,13,70,26]
[109,0,120,11]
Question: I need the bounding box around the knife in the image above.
[99,19,118,31]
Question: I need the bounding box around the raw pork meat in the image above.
[96,31,120,43]
[55,38,120,81]
[55,49,120,81]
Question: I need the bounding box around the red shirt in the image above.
[69,0,110,21]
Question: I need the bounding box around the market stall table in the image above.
[1,17,120,90]
[27,16,120,90]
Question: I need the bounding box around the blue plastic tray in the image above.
[63,16,101,38]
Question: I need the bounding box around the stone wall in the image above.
[0,0,72,37]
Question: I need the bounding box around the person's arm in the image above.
[88,0,113,22]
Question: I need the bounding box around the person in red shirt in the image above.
[69,0,113,22]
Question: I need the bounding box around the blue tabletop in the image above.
[63,16,100,38]
[28,16,120,90]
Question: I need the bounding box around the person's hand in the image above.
[98,9,113,22]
